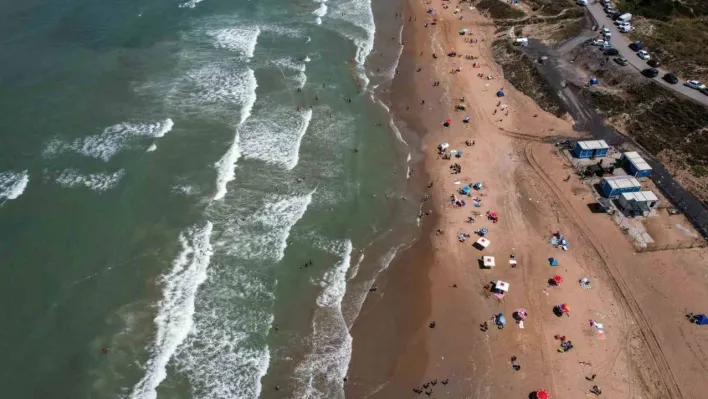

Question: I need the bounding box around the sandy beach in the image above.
[346,1,708,398]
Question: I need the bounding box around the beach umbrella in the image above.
[496,313,507,325]
[536,389,550,399]
[515,308,528,320]
[553,275,563,284]
[444,118,452,127]
[496,90,505,97]
[560,303,570,313]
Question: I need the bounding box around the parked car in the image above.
[647,59,660,68]
[576,0,588,5]
[604,7,617,15]
[684,80,706,90]
[619,26,635,33]
[637,50,650,60]
[613,57,629,66]
[700,88,708,96]
[601,28,611,37]
[614,19,630,26]
[629,41,643,51]
[604,48,619,56]
[617,22,631,29]
[662,73,678,84]
[641,68,659,78]
[591,39,609,46]
[600,45,614,51]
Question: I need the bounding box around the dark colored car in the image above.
[647,59,660,68]
[613,57,629,66]
[663,73,679,84]
[629,41,643,51]
[642,68,659,78]
[604,49,620,56]
[701,88,708,96]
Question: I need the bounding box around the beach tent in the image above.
[475,237,490,250]
[477,227,488,236]
[495,280,509,292]
[459,28,468,35]
[535,389,550,399]
[473,182,483,190]
[560,303,570,313]
[443,118,452,127]
[515,308,528,320]
[589,77,599,86]
[482,256,495,268]
[463,116,471,123]
[693,314,708,325]
[460,186,471,195]
[496,90,505,97]
[549,257,559,266]
[495,313,506,326]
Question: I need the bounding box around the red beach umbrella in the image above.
[553,275,563,284]
[445,118,452,124]
[536,389,550,399]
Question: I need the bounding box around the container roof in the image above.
[620,191,658,202]
[578,140,609,150]
[603,175,641,189]
[624,151,652,171]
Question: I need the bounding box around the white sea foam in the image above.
[213,132,241,201]
[330,0,375,89]
[173,257,273,399]
[130,222,214,399]
[294,240,353,398]
[313,0,328,25]
[240,108,312,170]
[211,68,256,200]
[146,143,157,152]
[44,119,174,162]
[389,118,408,146]
[178,0,204,9]
[208,26,260,59]
[54,169,125,192]
[173,184,200,196]
[218,192,314,261]
[272,58,307,89]
[0,170,29,201]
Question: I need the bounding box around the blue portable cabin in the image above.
[601,175,641,198]
[573,140,609,158]
[621,151,653,178]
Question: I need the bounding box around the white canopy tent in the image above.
[495,280,509,292]
[475,237,490,250]
[482,256,495,268]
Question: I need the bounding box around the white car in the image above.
[637,50,650,60]
[684,80,706,90]
[592,39,609,46]
[619,26,635,33]
[617,22,631,29]
[601,28,611,37]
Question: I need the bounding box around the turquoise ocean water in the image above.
[0,0,416,397]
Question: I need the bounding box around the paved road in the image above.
[584,2,708,106]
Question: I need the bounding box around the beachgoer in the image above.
[102,348,108,354]
[429,321,436,328]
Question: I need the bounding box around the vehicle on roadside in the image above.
[604,7,617,15]
[600,45,614,51]
[619,26,635,33]
[637,50,650,60]
[684,80,706,90]
[617,22,631,29]
[614,19,630,26]
[647,59,660,68]
[700,88,708,96]
[641,68,659,78]
[601,28,611,37]
[628,41,642,51]
[591,39,609,46]
[576,0,588,5]
[662,73,678,84]
[616,13,632,22]
[613,57,629,66]
[604,48,619,56]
